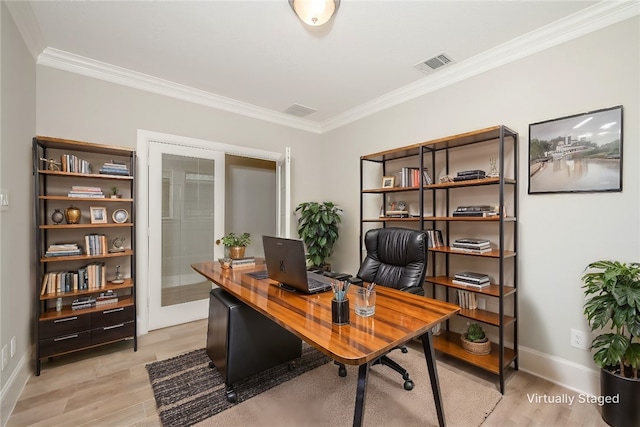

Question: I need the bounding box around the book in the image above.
[453,279,490,289]
[450,246,492,254]
[425,229,444,247]
[454,238,491,245]
[452,241,491,250]
[457,169,486,177]
[452,211,498,217]
[455,205,495,212]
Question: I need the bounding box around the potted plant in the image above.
[111,186,121,198]
[582,260,640,427]
[295,201,342,269]
[216,232,251,259]
[460,323,491,355]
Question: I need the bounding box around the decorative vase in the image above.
[600,367,640,427]
[51,209,64,224]
[229,246,246,259]
[64,205,81,224]
[460,335,491,355]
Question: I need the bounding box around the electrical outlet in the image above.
[571,329,589,350]
[11,336,16,358]
[1,345,7,370]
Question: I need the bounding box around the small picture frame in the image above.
[90,206,108,224]
[381,176,395,188]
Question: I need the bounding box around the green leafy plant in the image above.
[582,260,640,379]
[464,323,488,343]
[216,232,251,247]
[111,186,119,196]
[295,201,342,267]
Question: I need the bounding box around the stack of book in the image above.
[384,210,409,218]
[68,185,105,198]
[452,169,486,182]
[452,205,499,217]
[451,238,492,254]
[72,296,96,311]
[230,257,256,269]
[452,271,490,288]
[96,290,119,307]
[45,243,82,257]
[99,161,130,176]
[84,234,108,256]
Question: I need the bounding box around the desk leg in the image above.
[352,362,370,427]
[421,331,446,427]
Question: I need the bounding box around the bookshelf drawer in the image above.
[91,305,134,328]
[39,331,91,357]
[91,321,135,345]
[39,314,91,339]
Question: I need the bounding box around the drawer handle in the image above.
[54,316,78,323]
[54,334,79,341]
[102,307,124,314]
[103,323,125,330]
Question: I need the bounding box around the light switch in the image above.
[0,189,8,211]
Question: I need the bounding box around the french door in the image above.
[148,142,224,329]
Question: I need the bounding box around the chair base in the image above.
[335,346,414,391]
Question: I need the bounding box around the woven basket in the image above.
[460,335,491,355]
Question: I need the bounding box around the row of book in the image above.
[452,271,490,289]
[85,234,108,256]
[398,167,432,187]
[425,229,444,248]
[99,161,130,176]
[45,243,82,257]
[68,185,105,198]
[40,263,107,295]
[457,290,479,309]
[450,238,492,254]
[61,153,92,174]
[70,291,119,310]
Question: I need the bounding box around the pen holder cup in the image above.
[332,298,350,325]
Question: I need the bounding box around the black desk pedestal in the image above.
[207,287,302,402]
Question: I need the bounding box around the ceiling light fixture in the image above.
[289,0,340,26]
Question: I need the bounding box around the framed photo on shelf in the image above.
[381,176,395,188]
[528,105,622,194]
[90,206,108,224]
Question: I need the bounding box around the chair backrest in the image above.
[356,227,428,291]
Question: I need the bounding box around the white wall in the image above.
[0,2,36,424]
[321,16,640,394]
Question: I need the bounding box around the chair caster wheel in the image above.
[404,379,414,391]
[401,347,408,353]
[338,366,347,377]
[288,363,296,371]
[226,389,237,403]
[209,361,215,369]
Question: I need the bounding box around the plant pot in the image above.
[460,335,491,355]
[228,246,246,259]
[601,367,640,427]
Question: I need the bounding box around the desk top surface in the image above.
[192,262,459,365]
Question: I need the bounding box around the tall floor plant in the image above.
[295,201,342,268]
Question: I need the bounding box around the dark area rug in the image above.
[146,344,330,427]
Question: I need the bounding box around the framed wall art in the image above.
[528,105,622,194]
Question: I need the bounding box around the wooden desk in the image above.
[192,262,460,427]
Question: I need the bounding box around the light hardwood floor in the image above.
[7,319,608,427]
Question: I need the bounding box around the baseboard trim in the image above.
[0,354,31,427]
[519,345,599,396]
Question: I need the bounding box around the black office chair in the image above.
[337,227,428,390]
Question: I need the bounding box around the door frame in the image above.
[136,129,287,335]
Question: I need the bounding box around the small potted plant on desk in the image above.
[295,201,342,270]
[461,323,491,355]
[217,232,251,260]
[582,260,640,427]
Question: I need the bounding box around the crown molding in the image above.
[320,0,640,132]
[15,0,640,134]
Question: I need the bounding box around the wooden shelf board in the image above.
[39,297,134,320]
[40,249,134,263]
[40,279,134,301]
[434,330,516,374]
[38,170,133,180]
[426,276,516,298]
[35,136,134,155]
[429,247,516,258]
[40,195,133,202]
[361,178,516,194]
[457,308,516,327]
[40,223,133,229]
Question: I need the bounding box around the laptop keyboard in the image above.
[307,274,332,292]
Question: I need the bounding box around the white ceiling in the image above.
[7,1,639,133]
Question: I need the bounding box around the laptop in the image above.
[262,235,333,294]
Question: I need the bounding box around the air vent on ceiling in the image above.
[414,53,454,75]
[283,104,317,117]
